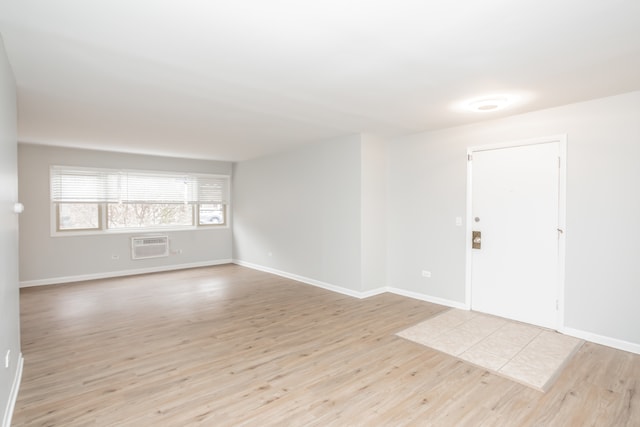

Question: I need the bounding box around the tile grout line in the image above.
[497,328,544,374]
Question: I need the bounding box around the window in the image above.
[56,203,101,231]
[198,203,226,226]
[50,166,229,234]
[107,203,194,229]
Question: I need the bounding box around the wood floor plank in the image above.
[13,264,640,426]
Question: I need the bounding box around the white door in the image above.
[470,141,562,329]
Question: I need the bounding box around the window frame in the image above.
[55,202,103,232]
[105,202,197,231]
[197,203,227,227]
[50,166,230,236]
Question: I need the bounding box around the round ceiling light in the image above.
[467,97,510,112]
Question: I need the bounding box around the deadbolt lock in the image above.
[472,231,481,249]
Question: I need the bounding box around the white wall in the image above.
[0,34,21,427]
[361,134,387,292]
[388,91,640,348]
[233,135,363,292]
[18,144,234,284]
[15,88,640,353]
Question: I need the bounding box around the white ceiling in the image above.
[1,0,639,161]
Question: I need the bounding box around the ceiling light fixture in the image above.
[451,91,534,115]
[467,96,510,112]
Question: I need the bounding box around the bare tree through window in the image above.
[107,203,193,229]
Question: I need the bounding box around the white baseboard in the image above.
[233,263,639,355]
[2,353,23,427]
[19,259,233,288]
[561,327,640,355]
[22,260,639,356]
[386,287,468,310]
[359,287,389,298]
[233,259,387,299]
[232,260,470,307]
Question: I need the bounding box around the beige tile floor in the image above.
[397,308,583,391]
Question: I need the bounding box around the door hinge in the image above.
[468,153,473,161]
[558,157,561,168]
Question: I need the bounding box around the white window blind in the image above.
[51,166,229,204]
[50,167,119,203]
[197,175,228,204]
[117,172,196,204]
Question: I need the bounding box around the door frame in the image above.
[464,134,567,330]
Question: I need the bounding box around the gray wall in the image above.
[360,134,387,292]
[388,91,640,346]
[14,86,640,351]
[0,35,21,425]
[233,91,640,350]
[18,144,234,284]
[233,133,389,294]
[233,135,363,291]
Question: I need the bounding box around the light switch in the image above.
[455,216,462,226]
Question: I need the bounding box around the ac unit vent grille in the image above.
[131,235,169,260]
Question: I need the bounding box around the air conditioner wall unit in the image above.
[131,235,169,260]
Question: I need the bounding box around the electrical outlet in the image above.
[111,254,119,260]
[421,270,431,278]
[4,350,10,368]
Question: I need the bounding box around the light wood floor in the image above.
[14,265,640,426]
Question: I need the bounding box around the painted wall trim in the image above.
[386,287,468,310]
[19,259,233,287]
[359,288,389,299]
[232,259,387,299]
[561,327,640,355]
[2,353,23,427]
[232,260,469,307]
[22,259,637,355]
